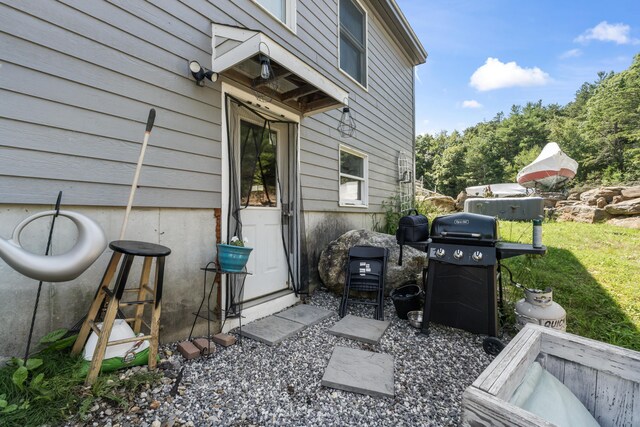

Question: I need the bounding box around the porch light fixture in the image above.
[189,60,217,86]
[337,98,356,138]
[253,42,278,102]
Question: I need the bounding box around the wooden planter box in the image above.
[462,324,640,426]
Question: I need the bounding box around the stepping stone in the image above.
[322,346,394,398]
[274,304,333,326]
[328,315,390,344]
[239,315,306,346]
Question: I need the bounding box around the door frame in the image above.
[220,81,302,327]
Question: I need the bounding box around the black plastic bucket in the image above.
[391,283,422,319]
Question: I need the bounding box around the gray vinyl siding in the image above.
[0,0,416,212]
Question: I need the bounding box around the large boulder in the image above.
[604,198,640,215]
[556,205,610,223]
[580,188,621,205]
[418,195,457,212]
[621,186,640,200]
[318,229,427,296]
[455,191,468,211]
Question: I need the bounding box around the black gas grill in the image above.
[421,212,545,340]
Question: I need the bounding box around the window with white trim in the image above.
[339,0,367,87]
[339,146,368,206]
[254,0,297,30]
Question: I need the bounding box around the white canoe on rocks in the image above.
[517,142,578,190]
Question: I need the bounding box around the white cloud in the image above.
[575,21,635,44]
[415,68,422,84]
[469,58,550,91]
[462,100,482,109]
[559,48,582,59]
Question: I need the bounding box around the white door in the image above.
[237,119,289,302]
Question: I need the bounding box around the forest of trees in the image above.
[415,54,640,197]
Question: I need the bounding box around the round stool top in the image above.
[109,240,171,257]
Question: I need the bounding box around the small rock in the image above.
[151,420,161,427]
[140,392,148,399]
[150,400,161,410]
[105,408,113,416]
[129,406,140,413]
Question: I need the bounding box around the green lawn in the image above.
[498,220,640,351]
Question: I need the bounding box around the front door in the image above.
[237,119,289,302]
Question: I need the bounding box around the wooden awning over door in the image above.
[212,24,348,116]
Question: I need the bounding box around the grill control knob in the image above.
[472,251,483,262]
[453,249,464,260]
[435,248,446,258]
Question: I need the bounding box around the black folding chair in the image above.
[339,246,388,320]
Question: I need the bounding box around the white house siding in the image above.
[0,0,419,356]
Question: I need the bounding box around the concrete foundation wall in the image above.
[0,205,217,358]
[0,205,380,358]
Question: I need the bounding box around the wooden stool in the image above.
[71,240,171,385]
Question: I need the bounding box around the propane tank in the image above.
[515,287,566,331]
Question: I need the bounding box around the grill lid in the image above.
[430,212,498,244]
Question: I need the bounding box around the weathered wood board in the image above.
[461,324,640,427]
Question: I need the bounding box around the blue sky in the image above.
[395,0,640,135]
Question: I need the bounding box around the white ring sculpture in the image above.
[0,210,107,282]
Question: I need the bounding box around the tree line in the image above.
[415,54,640,197]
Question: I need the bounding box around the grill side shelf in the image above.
[496,243,547,260]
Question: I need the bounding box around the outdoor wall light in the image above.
[253,42,278,102]
[260,57,271,80]
[189,60,217,86]
[258,42,274,80]
[337,98,356,138]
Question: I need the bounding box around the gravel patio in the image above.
[71,290,498,426]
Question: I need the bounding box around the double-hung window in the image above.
[254,0,297,31]
[339,0,367,87]
[339,146,368,206]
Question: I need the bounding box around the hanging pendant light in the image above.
[260,57,271,80]
[253,42,279,102]
[337,97,356,138]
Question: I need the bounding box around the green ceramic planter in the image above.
[217,243,253,272]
